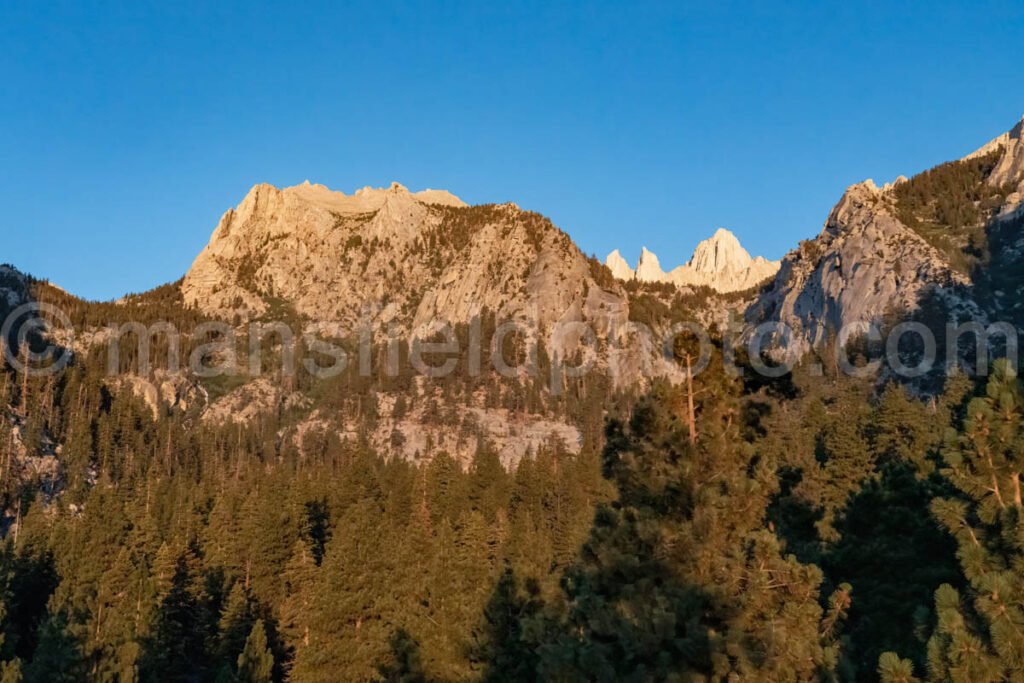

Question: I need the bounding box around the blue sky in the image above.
[2,1,1022,300]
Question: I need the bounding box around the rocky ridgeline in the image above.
[6,115,1024,459]
[747,115,1024,354]
[605,228,780,293]
[965,115,1024,206]
[175,180,683,463]
[181,181,642,362]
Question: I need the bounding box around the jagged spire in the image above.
[603,231,779,293]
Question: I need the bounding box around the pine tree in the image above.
[878,651,920,683]
[0,582,23,683]
[22,611,84,683]
[139,545,213,681]
[236,619,274,683]
[467,444,508,522]
[919,360,1024,681]
[0,659,22,683]
[290,501,394,682]
[279,540,318,656]
[375,629,426,683]
[824,460,960,678]
[471,568,543,681]
[216,582,257,676]
[89,545,144,679]
[534,373,845,681]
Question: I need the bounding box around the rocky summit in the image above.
[177,114,1024,360]
[605,228,780,293]
[182,181,629,341]
[178,180,681,386]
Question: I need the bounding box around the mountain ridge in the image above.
[181,180,625,330]
[747,114,1024,357]
[12,115,1024,381]
[604,229,781,293]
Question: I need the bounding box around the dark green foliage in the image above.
[893,149,1013,274]
[625,290,672,327]
[822,462,961,677]
[878,651,920,683]
[585,256,618,293]
[21,611,83,683]
[918,361,1024,681]
[375,630,426,683]
[761,369,976,681]
[0,545,58,666]
[471,568,543,682]
[237,620,274,683]
[139,544,215,681]
[621,278,760,331]
[894,150,1007,233]
[524,366,848,681]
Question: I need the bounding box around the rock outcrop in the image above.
[604,249,635,281]
[182,181,467,319]
[327,400,582,469]
[182,180,651,379]
[115,370,207,419]
[746,180,975,353]
[747,115,1024,354]
[0,265,28,311]
[966,114,1024,215]
[201,377,308,425]
[606,229,780,293]
[635,247,665,283]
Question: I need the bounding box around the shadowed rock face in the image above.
[0,265,28,311]
[747,115,1024,354]
[605,229,780,293]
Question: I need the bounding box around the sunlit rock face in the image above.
[606,228,780,293]
[747,115,1024,354]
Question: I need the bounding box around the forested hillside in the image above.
[7,1,1024,680]
[0,116,1022,682]
[1,270,1021,681]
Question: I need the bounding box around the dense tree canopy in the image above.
[0,278,1016,682]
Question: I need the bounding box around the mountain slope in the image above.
[182,182,630,348]
[748,115,1024,353]
[0,265,29,313]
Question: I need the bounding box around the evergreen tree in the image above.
[534,375,846,681]
[216,582,257,677]
[22,611,84,683]
[471,568,543,681]
[0,659,21,683]
[915,361,1024,681]
[878,651,920,683]
[236,619,274,683]
[823,461,960,679]
[375,629,426,683]
[139,545,213,681]
[279,540,318,658]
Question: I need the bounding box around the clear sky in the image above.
[2,1,1022,301]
